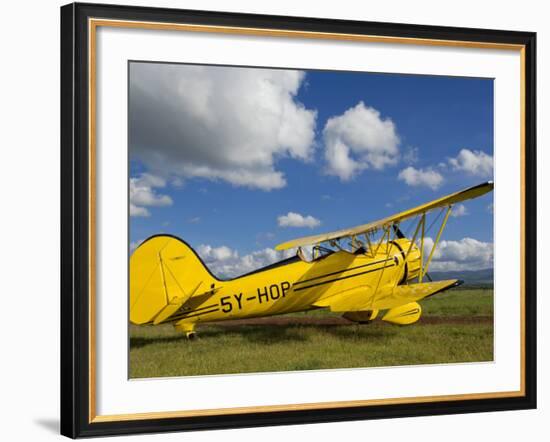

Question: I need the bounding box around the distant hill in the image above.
[428,268,494,287]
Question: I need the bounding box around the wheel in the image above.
[342,310,379,323]
[186,331,197,340]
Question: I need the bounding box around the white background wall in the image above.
[0,0,546,440]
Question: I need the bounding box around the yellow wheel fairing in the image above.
[382,302,422,325]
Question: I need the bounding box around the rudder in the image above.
[129,235,218,324]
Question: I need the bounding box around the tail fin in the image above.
[129,235,218,325]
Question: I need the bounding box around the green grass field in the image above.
[129,288,493,378]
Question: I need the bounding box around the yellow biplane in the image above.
[130,181,493,338]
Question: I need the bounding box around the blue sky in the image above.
[129,63,494,276]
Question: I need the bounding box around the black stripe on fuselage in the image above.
[293,257,394,287]
[168,308,220,322]
[294,263,396,292]
[167,303,219,321]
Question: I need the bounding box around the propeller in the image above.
[392,223,406,239]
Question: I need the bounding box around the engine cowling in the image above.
[391,238,422,282]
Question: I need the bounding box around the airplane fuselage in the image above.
[166,238,420,332]
[131,181,493,337]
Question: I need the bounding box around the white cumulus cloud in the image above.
[277,212,321,228]
[196,244,297,279]
[451,204,469,217]
[323,102,400,180]
[130,238,144,252]
[448,148,493,177]
[129,173,173,217]
[197,244,238,262]
[422,237,493,271]
[130,205,150,217]
[130,63,317,191]
[398,166,444,190]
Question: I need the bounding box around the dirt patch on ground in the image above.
[207,315,493,327]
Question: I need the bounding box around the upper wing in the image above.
[275,181,493,251]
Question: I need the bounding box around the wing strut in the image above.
[422,205,453,278]
[364,233,374,258]
[419,214,426,283]
[403,215,424,270]
[370,225,398,309]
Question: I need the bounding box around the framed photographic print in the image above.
[60,2,537,438]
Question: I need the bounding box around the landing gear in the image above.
[342,309,379,324]
[381,302,421,325]
[174,321,197,339]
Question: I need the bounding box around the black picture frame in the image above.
[60,2,537,438]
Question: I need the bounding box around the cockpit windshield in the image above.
[297,240,373,262]
[297,245,335,262]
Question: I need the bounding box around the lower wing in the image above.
[313,279,462,312]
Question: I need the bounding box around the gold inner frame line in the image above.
[87,17,527,423]
[90,18,525,51]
